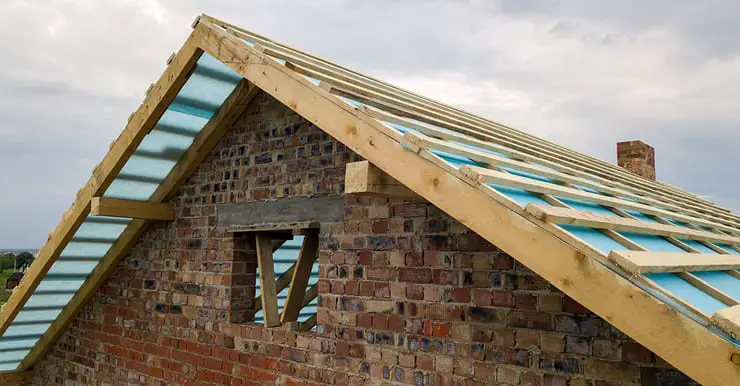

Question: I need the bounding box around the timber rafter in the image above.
[3,14,739,386]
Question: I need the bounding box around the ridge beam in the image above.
[608,250,740,274]
[345,160,423,200]
[90,197,174,221]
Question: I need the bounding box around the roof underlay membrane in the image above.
[0,53,241,371]
[1,15,739,383]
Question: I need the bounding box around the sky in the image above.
[1,0,739,248]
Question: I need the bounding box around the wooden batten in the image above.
[711,305,740,339]
[345,160,423,200]
[90,197,175,221]
[460,165,740,237]
[526,204,740,246]
[195,19,740,384]
[19,80,261,369]
[0,31,206,370]
[608,250,740,274]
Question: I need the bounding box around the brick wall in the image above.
[32,93,695,385]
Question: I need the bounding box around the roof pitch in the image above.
[0,14,738,384]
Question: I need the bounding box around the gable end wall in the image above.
[31,93,697,386]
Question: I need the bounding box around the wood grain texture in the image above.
[195,20,740,384]
[526,204,740,246]
[608,250,740,274]
[20,81,260,369]
[281,232,319,323]
[91,197,174,221]
[256,233,280,327]
[345,160,422,200]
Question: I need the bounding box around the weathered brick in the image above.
[32,91,693,386]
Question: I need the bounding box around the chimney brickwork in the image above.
[617,140,656,180]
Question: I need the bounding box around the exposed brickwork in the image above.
[32,93,695,385]
[617,140,656,180]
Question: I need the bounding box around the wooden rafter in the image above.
[0,31,205,360]
[90,197,174,221]
[361,101,739,229]
[404,131,740,231]
[18,77,261,369]
[315,77,729,219]
[192,18,740,384]
[214,12,740,234]
[206,15,728,215]
[9,14,738,384]
[255,233,280,327]
[281,231,319,323]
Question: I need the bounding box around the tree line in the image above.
[0,252,34,271]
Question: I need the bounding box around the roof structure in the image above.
[0,14,739,384]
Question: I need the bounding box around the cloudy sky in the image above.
[1,0,738,248]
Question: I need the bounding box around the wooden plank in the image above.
[0,370,31,385]
[526,204,740,246]
[607,250,740,274]
[460,165,740,236]
[0,30,205,356]
[407,131,740,230]
[345,160,423,200]
[365,106,740,227]
[323,82,729,218]
[255,233,280,327]
[19,79,261,369]
[224,14,725,213]
[211,14,740,225]
[195,19,740,384]
[90,197,174,221]
[422,146,718,323]
[711,305,740,339]
[281,232,320,323]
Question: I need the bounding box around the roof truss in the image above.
[4,37,261,369]
[2,14,738,385]
[191,17,740,383]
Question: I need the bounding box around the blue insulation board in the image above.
[255,236,319,324]
[645,273,727,315]
[0,52,242,371]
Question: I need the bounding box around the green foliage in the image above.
[0,251,34,270]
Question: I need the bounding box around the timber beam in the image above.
[345,160,423,200]
[0,370,32,385]
[608,250,740,274]
[90,197,174,221]
[712,305,740,339]
[527,204,740,246]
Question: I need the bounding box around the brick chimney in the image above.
[617,140,655,180]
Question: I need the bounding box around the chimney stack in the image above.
[617,140,655,180]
